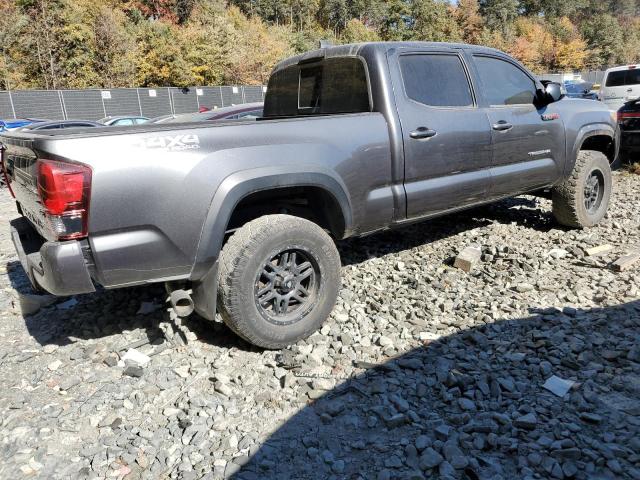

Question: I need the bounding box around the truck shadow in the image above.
[6,263,253,351]
[230,300,640,480]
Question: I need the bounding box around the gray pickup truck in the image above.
[2,42,619,348]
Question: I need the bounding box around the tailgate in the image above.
[621,100,640,132]
[1,136,52,240]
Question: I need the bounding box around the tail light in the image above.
[618,112,640,120]
[37,159,91,240]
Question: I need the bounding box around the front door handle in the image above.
[492,120,513,131]
[410,127,437,139]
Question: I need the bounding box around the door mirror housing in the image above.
[537,81,564,106]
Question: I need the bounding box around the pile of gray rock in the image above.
[0,172,638,480]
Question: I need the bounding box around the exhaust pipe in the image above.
[168,288,194,317]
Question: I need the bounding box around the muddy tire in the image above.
[552,150,612,228]
[217,214,341,349]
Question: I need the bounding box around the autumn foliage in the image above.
[0,0,638,89]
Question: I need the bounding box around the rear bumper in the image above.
[10,217,96,296]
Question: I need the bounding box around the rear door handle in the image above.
[410,127,437,139]
[492,120,513,131]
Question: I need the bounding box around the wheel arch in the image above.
[191,167,352,282]
[567,124,618,175]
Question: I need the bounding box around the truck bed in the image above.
[2,112,394,288]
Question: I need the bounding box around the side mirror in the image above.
[543,81,563,103]
[536,81,563,107]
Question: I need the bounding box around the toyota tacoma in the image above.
[1,42,619,348]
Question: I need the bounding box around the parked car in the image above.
[618,97,640,162]
[0,118,47,131]
[99,116,149,126]
[2,42,618,349]
[16,120,104,131]
[599,65,640,110]
[564,81,598,100]
[150,102,263,124]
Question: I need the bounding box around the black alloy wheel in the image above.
[254,249,320,325]
[583,169,604,214]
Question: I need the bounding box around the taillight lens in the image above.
[618,112,640,120]
[37,159,91,240]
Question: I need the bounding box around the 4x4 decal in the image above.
[133,134,200,151]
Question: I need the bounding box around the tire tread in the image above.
[552,150,611,228]
[217,214,340,349]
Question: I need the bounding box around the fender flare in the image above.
[566,123,617,175]
[191,165,353,282]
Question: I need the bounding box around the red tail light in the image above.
[618,112,640,120]
[37,159,91,240]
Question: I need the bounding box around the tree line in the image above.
[1,0,639,90]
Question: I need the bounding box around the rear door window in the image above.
[473,56,537,106]
[264,57,371,117]
[627,69,640,86]
[399,54,473,107]
[605,69,640,87]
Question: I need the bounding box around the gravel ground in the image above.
[0,172,639,480]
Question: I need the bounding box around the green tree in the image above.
[613,0,639,17]
[348,0,387,29]
[519,0,589,18]
[378,0,412,40]
[341,18,380,42]
[16,0,65,89]
[134,21,193,86]
[318,0,349,33]
[479,0,518,34]
[580,13,624,68]
[93,6,137,87]
[412,0,462,42]
[176,0,196,23]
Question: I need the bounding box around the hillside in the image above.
[1,0,639,89]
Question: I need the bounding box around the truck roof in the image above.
[603,64,639,73]
[272,41,503,73]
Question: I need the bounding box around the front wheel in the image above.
[217,214,341,349]
[552,150,612,228]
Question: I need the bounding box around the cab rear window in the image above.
[264,57,371,117]
[605,69,640,87]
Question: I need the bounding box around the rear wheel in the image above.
[217,214,341,349]
[552,150,612,228]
